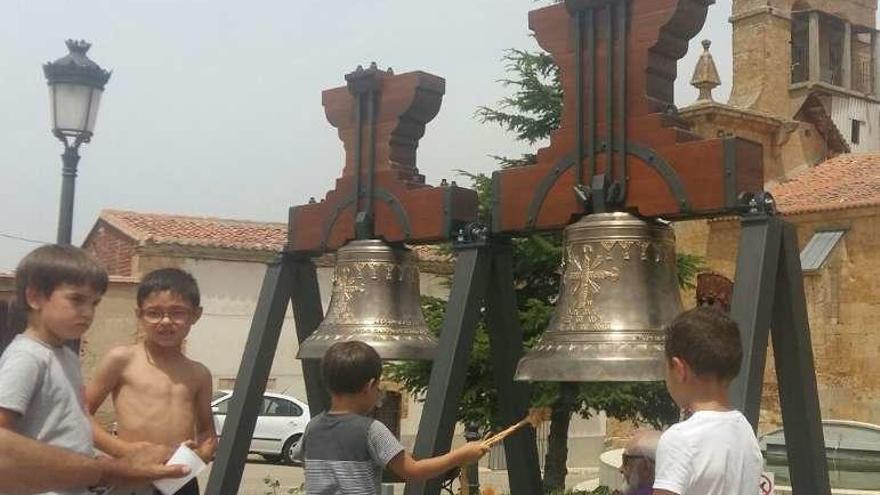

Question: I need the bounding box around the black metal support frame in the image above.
[206,254,328,495]
[404,236,542,495]
[209,210,829,495]
[208,235,541,495]
[729,214,831,495]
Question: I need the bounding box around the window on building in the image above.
[791,14,809,84]
[800,229,847,273]
[851,119,862,145]
[824,20,845,86]
[854,32,874,94]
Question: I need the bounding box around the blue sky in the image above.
[0,0,734,270]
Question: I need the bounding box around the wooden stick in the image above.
[481,410,543,448]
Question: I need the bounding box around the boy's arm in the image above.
[85,347,139,457]
[387,442,488,481]
[369,419,487,481]
[192,364,218,462]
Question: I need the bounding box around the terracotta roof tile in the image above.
[770,154,880,215]
[99,210,287,252]
[97,210,453,265]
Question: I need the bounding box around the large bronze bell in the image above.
[515,212,682,382]
[297,239,437,361]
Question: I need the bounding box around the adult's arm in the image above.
[0,429,189,494]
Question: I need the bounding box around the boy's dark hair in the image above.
[321,341,382,394]
[665,306,743,382]
[16,245,109,311]
[137,268,200,308]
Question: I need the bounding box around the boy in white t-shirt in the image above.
[654,307,763,495]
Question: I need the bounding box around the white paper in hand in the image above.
[153,444,206,495]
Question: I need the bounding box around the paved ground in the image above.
[197,456,600,494]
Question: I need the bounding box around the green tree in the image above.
[387,48,702,493]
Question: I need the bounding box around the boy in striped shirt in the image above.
[293,341,487,494]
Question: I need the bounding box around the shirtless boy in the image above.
[86,268,217,495]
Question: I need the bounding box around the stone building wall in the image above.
[674,206,880,432]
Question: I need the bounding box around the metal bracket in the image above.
[454,222,489,248]
[737,191,777,217]
[321,188,413,250]
[590,172,610,213]
[524,141,693,229]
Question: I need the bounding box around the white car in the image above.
[211,390,310,464]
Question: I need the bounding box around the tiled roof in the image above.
[770,154,880,215]
[96,210,453,264]
[99,210,287,252]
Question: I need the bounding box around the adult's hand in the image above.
[98,445,189,488]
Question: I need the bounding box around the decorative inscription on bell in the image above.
[515,212,683,382]
[297,239,437,361]
[324,261,422,327]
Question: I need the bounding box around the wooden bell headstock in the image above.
[492,0,764,234]
[288,64,478,253]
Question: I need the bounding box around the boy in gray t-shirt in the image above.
[293,341,487,495]
[0,245,109,495]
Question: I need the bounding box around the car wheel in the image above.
[282,434,303,465]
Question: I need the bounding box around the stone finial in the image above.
[691,39,721,102]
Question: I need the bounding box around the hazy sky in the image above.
[0,0,734,271]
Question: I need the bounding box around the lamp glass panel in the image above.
[50,83,93,133]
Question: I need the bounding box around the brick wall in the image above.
[83,221,137,277]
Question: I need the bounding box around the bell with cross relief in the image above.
[515,212,682,382]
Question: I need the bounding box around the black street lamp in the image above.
[43,40,111,245]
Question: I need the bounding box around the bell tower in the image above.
[729,0,880,152]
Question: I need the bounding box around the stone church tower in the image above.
[730,0,879,154]
[682,0,879,184]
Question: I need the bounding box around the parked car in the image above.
[211,390,310,464]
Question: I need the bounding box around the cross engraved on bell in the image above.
[562,244,619,328]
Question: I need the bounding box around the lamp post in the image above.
[43,40,111,244]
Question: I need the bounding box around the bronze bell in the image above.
[515,212,682,382]
[297,239,437,361]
